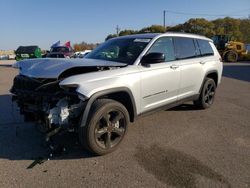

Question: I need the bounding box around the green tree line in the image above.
[105,17,250,43]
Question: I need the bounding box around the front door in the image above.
[140,37,180,113]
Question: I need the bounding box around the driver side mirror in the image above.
[141,53,165,66]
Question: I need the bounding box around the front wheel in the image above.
[194,78,216,109]
[225,51,238,62]
[79,99,129,155]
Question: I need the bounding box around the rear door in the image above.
[140,37,180,113]
[173,37,204,100]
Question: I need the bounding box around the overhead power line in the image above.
[227,8,250,14]
[165,10,248,17]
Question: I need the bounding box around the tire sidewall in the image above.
[81,100,129,155]
[201,78,216,108]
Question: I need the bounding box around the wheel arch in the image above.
[199,70,218,93]
[80,87,137,127]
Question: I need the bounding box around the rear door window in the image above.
[147,37,175,62]
[197,39,214,56]
[174,37,197,59]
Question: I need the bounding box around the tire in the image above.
[193,78,216,109]
[79,99,129,155]
[225,51,238,62]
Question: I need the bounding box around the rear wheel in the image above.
[194,78,216,109]
[79,99,129,155]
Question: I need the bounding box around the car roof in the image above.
[161,32,212,41]
[116,32,212,41]
[16,46,39,54]
[116,33,159,39]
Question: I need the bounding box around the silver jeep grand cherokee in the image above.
[11,32,223,155]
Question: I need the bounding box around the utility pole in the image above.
[116,25,121,37]
[163,10,166,31]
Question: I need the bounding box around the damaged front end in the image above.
[10,57,127,154]
[10,74,86,140]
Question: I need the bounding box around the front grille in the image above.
[13,75,41,90]
[12,75,42,91]
[11,75,61,108]
[11,75,58,93]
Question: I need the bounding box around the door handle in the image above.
[200,61,206,65]
[170,64,179,69]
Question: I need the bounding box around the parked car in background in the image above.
[0,55,9,60]
[8,54,16,60]
[15,46,42,61]
[79,50,92,58]
[73,50,92,58]
[47,46,74,58]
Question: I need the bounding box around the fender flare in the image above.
[199,70,219,94]
[80,87,137,127]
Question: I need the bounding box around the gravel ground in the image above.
[0,62,250,188]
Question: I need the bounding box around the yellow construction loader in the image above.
[212,35,250,62]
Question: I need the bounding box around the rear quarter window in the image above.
[197,39,214,56]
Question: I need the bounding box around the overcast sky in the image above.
[0,0,249,50]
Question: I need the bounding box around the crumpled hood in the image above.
[15,58,126,78]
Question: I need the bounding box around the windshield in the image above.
[51,47,69,53]
[85,38,151,65]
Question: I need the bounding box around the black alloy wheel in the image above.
[194,78,216,109]
[79,99,129,155]
[203,82,216,105]
[94,109,126,149]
